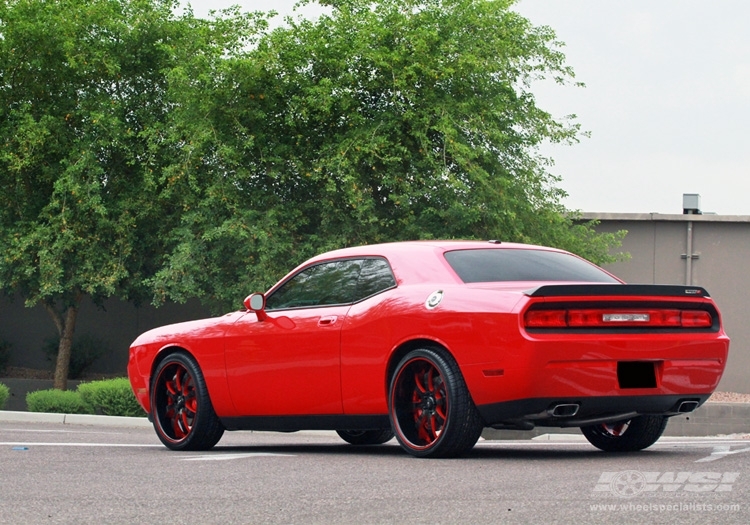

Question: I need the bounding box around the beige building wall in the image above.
[586,212,750,393]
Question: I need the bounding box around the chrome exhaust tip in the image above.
[677,400,700,413]
[548,403,580,418]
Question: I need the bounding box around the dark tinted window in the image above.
[266,260,361,309]
[444,249,618,283]
[265,257,396,310]
[354,258,396,300]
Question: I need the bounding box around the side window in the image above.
[265,260,362,310]
[353,258,396,302]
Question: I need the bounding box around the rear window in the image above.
[443,248,619,284]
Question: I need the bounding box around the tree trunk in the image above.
[44,297,81,391]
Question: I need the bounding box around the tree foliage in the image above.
[0,0,264,387]
[1,0,624,388]
[149,0,624,309]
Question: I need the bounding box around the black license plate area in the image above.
[617,361,657,389]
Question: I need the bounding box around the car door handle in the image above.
[318,316,338,326]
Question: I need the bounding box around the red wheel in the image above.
[151,352,224,451]
[389,347,483,458]
[603,421,628,437]
[581,415,667,452]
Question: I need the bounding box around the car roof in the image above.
[301,240,570,286]
[308,240,563,260]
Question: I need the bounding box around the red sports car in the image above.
[128,240,729,458]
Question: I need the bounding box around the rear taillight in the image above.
[679,310,713,327]
[525,308,712,329]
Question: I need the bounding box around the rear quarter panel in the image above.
[339,284,526,414]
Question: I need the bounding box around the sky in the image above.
[181,0,750,216]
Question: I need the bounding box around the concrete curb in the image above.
[0,411,339,439]
[0,410,151,428]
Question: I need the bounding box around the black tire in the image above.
[581,415,668,452]
[389,347,484,458]
[336,429,394,445]
[151,352,225,451]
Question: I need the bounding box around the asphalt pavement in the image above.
[2,421,749,524]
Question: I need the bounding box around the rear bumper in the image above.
[462,331,729,411]
[477,393,710,429]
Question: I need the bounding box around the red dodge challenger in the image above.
[128,240,729,458]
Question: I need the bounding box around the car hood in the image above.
[130,311,246,347]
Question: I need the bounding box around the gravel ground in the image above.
[708,391,750,403]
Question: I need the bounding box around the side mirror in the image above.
[243,293,268,321]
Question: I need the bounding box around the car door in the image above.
[338,257,398,414]
[224,260,361,416]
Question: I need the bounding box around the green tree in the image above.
[0,0,263,388]
[150,0,624,309]
[1,0,624,389]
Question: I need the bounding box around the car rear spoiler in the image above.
[524,284,711,298]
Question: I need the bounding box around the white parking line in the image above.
[476,439,750,448]
[477,441,589,447]
[180,453,295,461]
[0,428,123,435]
[1,442,161,448]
